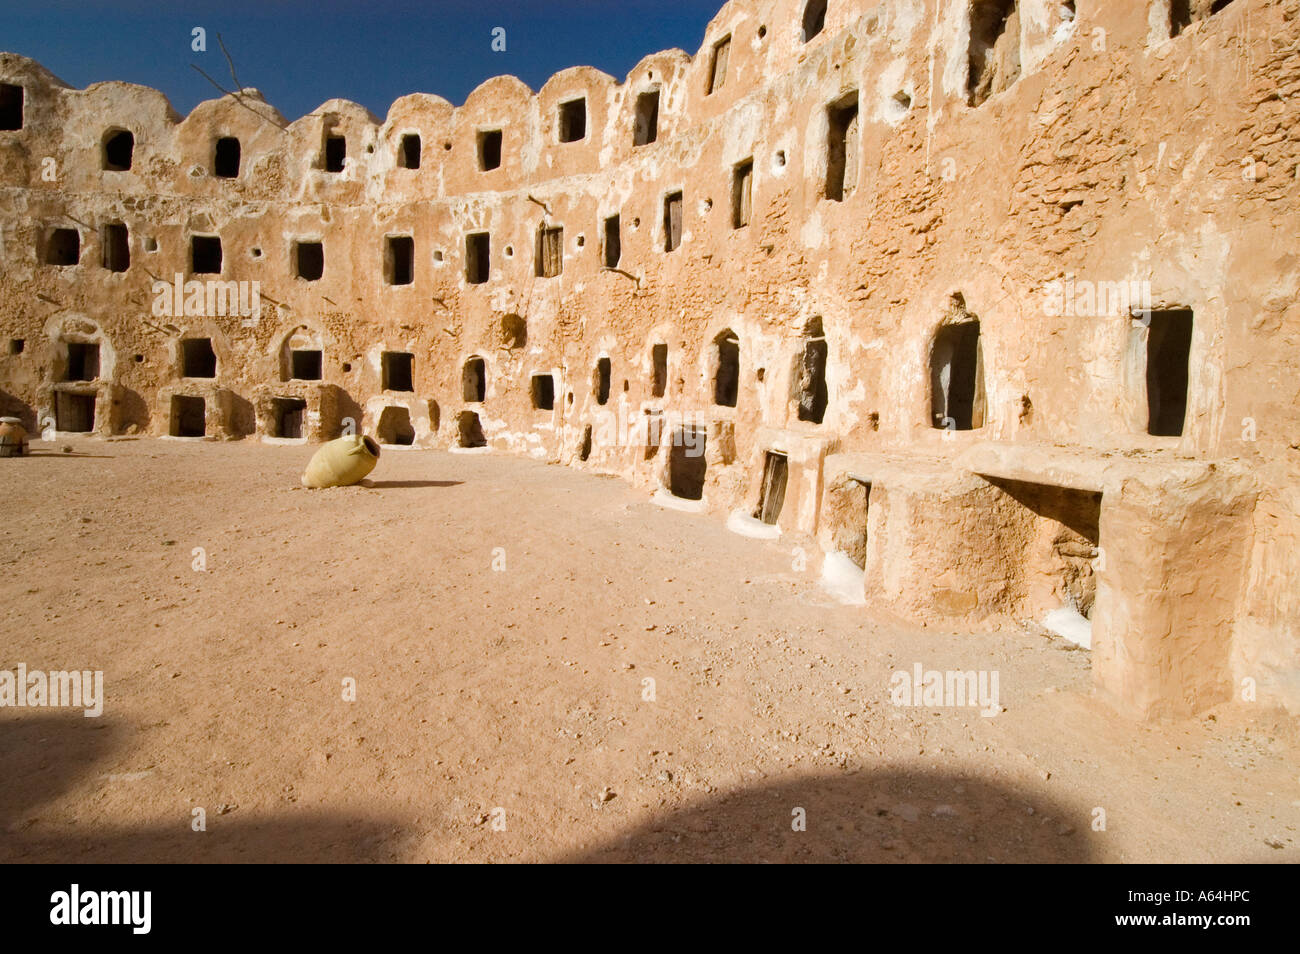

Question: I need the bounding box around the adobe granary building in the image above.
[1,0,1296,721]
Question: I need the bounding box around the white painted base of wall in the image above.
[819,551,866,606]
[651,488,707,513]
[726,510,781,539]
[1044,606,1092,650]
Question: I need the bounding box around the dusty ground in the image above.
[0,438,1296,863]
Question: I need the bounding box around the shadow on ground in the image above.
[363,480,464,489]
[0,714,409,863]
[558,768,1098,863]
[11,450,116,459]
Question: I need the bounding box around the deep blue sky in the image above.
[2,0,726,120]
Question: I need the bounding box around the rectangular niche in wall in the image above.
[987,477,1102,621]
[668,426,708,500]
[930,317,984,431]
[102,129,134,171]
[295,241,324,281]
[398,133,421,169]
[1146,308,1193,438]
[826,92,859,202]
[56,392,96,433]
[457,410,487,448]
[732,159,753,229]
[290,349,323,381]
[756,451,789,526]
[385,235,414,286]
[377,406,416,446]
[271,397,307,439]
[181,338,217,378]
[968,0,1021,107]
[44,228,80,266]
[558,98,587,143]
[531,373,555,410]
[603,215,621,268]
[713,331,740,407]
[191,235,222,274]
[0,83,23,130]
[593,357,611,406]
[536,226,563,278]
[478,129,502,170]
[663,191,683,252]
[795,318,828,424]
[707,36,730,94]
[324,134,346,172]
[652,343,668,398]
[213,137,240,178]
[466,232,490,284]
[382,351,414,392]
[169,395,205,437]
[101,223,130,272]
[828,478,871,570]
[633,90,660,146]
[65,342,99,382]
[462,357,486,403]
[213,136,241,178]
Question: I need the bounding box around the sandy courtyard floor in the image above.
[0,437,1296,863]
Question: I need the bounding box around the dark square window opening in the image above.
[1146,309,1193,438]
[398,133,421,169]
[65,342,100,382]
[324,134,346,172]
[386,235,414,286]
[633,91,660,146]
[191,235,222,274]
[478,129,503,170]
[466,232,490,284]
[170,395,205,437]
[0,83,23,131]
[102,129,134,171]
[558,99,587,143]
[271,397,307,439]
[669,427,708,500]
[652,343,668,398]
[463,357,487,403]
[382,351,414,392]
[295,241,324,281]
[181,338,217,378]
[531,374,555,411]
[45,228,80,266]
[826,93,860,202]
[594,357,612,406]
[102,223,129,272]
[930,318,985,431]
[213,137,240,178]
[290,349,323,381]
[603,214,622,268]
